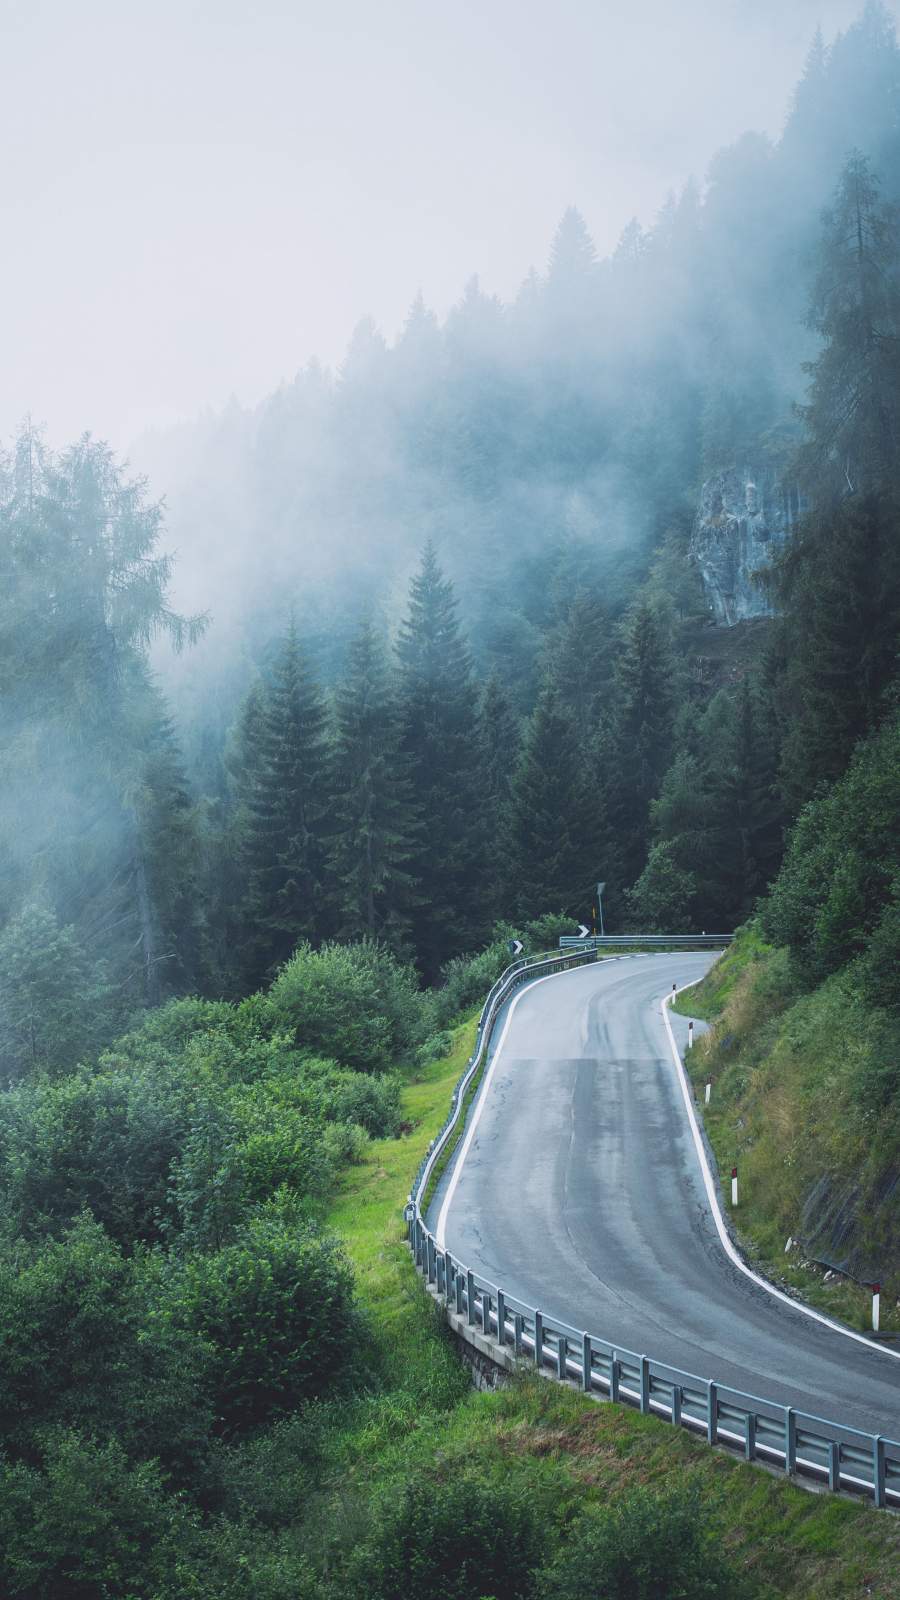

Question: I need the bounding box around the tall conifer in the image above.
[396,546,488,977]
[331,621,418,950]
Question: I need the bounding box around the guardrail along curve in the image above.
[406,948,900,1509]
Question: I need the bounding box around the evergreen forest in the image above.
[4,5,900,1597]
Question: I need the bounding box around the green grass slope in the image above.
[676,929,900,1333]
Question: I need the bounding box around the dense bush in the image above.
[162,1211,359,1433]
[0,1063,186,1246]
[426,938,511,1030]
[359,1475,543,1600]
[0,1216,212,1474]
[267,942,422,1071]
[535,1487,751,1600]
[0,1432,195,1600]
[762,716,900,989]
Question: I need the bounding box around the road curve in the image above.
[428,951,900,1439]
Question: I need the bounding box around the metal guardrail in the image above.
[407,948,900,1508]
[558,934,735,948]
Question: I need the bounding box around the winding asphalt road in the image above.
[428,952,900,1439]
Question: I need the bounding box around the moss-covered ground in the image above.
[317,1010,900,1598]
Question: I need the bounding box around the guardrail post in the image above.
[744,1412,756,1461]
[707,1381,718,1444]
[873,1435,886,1508]
[582,1333,592,1392]
[557,1333,567,1380]
[496,1289,506,1348]
[427,1236,436,1285]
[466,1270,476,1327]
[481,1287,491,1336]
[640,1356,651,1414]
[414,1219,422,1268]
[785,1407,797,1474]
[514,1313,524,1357]
[534,1311,544,1369]
[610,1352,620,1403]
[455,1264,464,1317]
[671,1383,682,1427]
[827,1438,839,1492]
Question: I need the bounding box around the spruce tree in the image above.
[798,153,900,495]
[237,623,332,987]
[396,546,488,977]
[505,685,599,922]
[479,674,521,921]
[330,621,418,950]
[605,603,674,892]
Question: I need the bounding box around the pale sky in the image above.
[0,0,870,450]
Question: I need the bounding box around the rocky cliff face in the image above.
[690,468,804,626]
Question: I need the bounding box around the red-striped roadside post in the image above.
[872,1282,881,1334]
[731,1166,739,1207]
[688,1020,694,1050]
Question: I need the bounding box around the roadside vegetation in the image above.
[676,928,900,1334]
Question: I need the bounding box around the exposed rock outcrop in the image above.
[690,467,805,626]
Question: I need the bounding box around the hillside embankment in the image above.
[676,929,900,1335]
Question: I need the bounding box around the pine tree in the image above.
[479,674,521,919]
[605,603,674,892]
[330,620,419,950]
[777,490,900,802]
[237,623,332,987]
[396,546,489,977]
[798,153,900,495]
[505,685,599,922]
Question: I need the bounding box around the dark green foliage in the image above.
[0,1062,185,1246]
[0,1433,195,1600]
[506,685,600,921]
[0,1216,212,1472]
[266,940,422,1071]
[162,1212,359,1434]
[359,1475,543,1600]
[761,714,900,988]
[774,490,900,803]
[536,1486,750,1600]
[331,620,419,950]
[644,682,784,931]
[627,842,698,932]
[797,153,900,497]
[604,604,674,892]
[396,546,490,977]
[236,623,334,986]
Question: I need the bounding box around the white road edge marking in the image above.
[434,966,586,1251]
[663,977,900,1364]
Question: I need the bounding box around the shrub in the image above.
[0,1431,195,1600]
[0,1217,212,1473]
[267,942,421,1071]
[426,939,511,1030]
[535,1487,752,1600]
[0,1062,186,1247]
[162,1213,359,1433]
[359,1475,543,1600]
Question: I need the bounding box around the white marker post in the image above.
[688,1021,694,1050]
[873,1282,881,1334]
[705,1080,711,1104]
[731,1166,738,1207]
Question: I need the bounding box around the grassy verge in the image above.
[319,1008,900,1599]
[674,933,900,1335]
